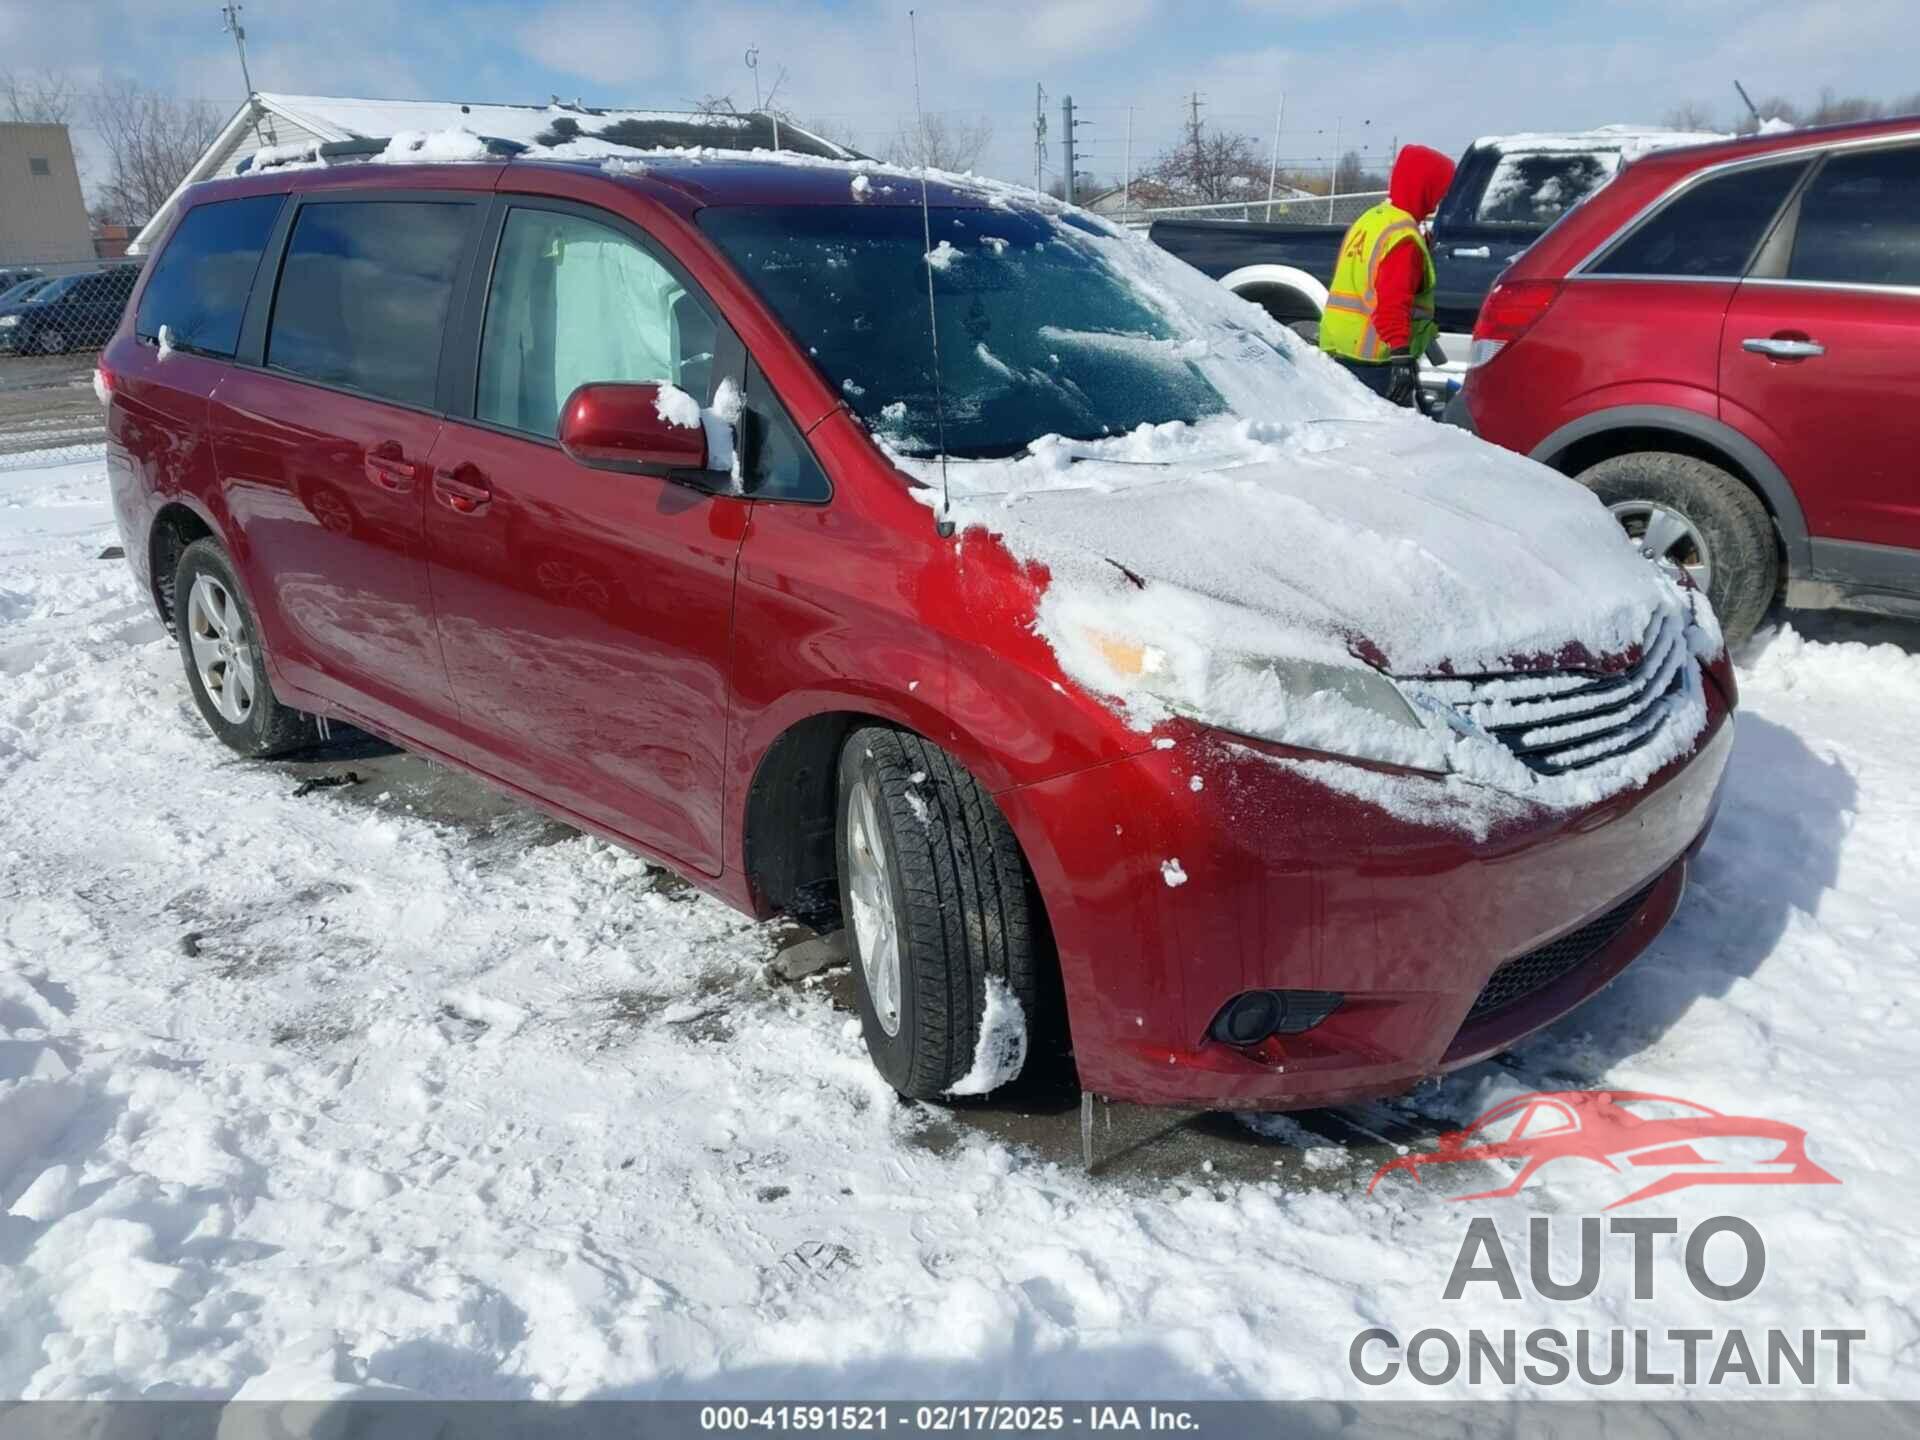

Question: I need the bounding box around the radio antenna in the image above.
[908,9,955,538]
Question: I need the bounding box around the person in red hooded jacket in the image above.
[1318,144,1457,405]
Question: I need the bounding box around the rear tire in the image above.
[1577,451,1778,645]
[174,538,313,758]
[836,727,1043,1100]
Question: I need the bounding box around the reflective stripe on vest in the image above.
[1319,202,1438,363]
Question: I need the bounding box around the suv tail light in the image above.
[92,364,115,407]
[1470,279,1562,366]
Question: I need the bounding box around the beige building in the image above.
[0,122,94,265]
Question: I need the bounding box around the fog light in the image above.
[1208,989,1343,1046]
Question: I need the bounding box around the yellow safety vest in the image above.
[1319,201,1438,363]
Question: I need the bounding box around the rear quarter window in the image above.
[1588,160,1807,279]
[136,195,285,357]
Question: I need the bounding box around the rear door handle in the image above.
[1742,336,1825,360]
[364,445,418,493]
[433,463,493,515]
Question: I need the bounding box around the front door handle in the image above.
[1742,336,1826,360]
[1451,245,1491,259]
[364,444,418,493]
[433,463,493,515]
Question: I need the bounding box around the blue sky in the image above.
[6,0,1912,191]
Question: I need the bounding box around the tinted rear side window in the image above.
[267,201,472,408]
[136,195,284,357]
[1590,161,1806,278]
[1790,146,1920,287]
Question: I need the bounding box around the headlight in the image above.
[1071,627,1448,773]
[0,315,18,328]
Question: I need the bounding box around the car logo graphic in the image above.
[1367,1090,1839,1210]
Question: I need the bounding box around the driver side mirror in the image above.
[557,382,710,481]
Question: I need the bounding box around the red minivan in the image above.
[1459,116,1920,644]
[103,148,1736,1112]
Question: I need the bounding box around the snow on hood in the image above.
[892,214,1719,818]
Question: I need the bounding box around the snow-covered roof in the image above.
[130,93,855,253]
[1469,124,1729,161]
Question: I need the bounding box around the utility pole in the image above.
[1329,115,1342,221]
[1061,94,1076,204]
[1123,105,1133,220]
[1034,83,1047,198]
[1265,94,1285,221]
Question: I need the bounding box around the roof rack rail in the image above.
[237,135,528,174]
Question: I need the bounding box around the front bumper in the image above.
[998,683,1734,1110]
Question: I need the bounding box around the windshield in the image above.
[699,203,1257,459]
[1,278,49,305]
[31,274,82,302]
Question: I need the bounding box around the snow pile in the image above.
[1758,117,1796,135]
[154,324,174,361]
[945,978,1027,1096]
[653,383,703,430]
[1,456,1917,1402]
[376,128,491,164]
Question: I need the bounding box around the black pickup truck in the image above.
[1150,127,1718,342]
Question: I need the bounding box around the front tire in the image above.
[174,538,313,757]
[1577,451,1778,646]
[837,727,1043,1100]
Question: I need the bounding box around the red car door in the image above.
[211,195,481,749]
[1721,142,1920,555]
[423,199,748,874]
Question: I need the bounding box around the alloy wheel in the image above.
[1608,499,1713,595]
[846,777,902,1037]
[186,573,256,725]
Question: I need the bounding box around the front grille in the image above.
[1412,611,1689,775]
[1465,876,1660,1026]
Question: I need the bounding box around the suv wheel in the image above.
[837,726,1043,1100]
[1577,451,1778,645]
[35,328,67,355]
[174,538,313,757]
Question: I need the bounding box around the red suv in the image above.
[1459,116,1920,643]
[103,149,1736,1112]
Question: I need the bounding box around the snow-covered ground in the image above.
[3,455,1918,1403]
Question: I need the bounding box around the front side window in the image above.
[136,194,284,357]
[698,204,1232,459]
[477,207,720,439]
[1590,160,1807,279]
[267,200,473,409]
[1790,145,1920,288]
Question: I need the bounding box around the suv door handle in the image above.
[1742,336,1825,360]
[1451,245,1491,259]
[364,444,418,493]
[433,463,492,515]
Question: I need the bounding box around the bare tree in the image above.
[1334,149,1386,194]
[1665,101,1718,131]
[88,80,224,226]
[1144,126,1264,206]
[2,68,81,124]
[884,113,993,172]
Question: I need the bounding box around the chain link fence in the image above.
[1112,189,1386,231]
[0,257,142,472]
